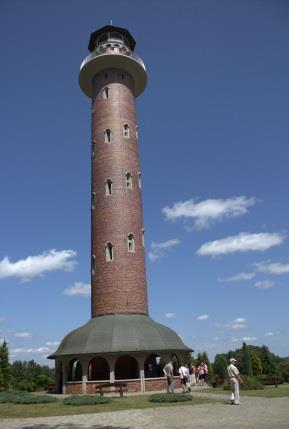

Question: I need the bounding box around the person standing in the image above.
[179,364,189,392]
[190,364,197,387]
[163,360,174,393]
[227,357,243,405]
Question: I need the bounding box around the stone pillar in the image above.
[107,355,117,383]
[80,357,90,394]
[61,358,70,395]
[137,355,145,392]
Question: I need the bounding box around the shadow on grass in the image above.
[22,425,130,429]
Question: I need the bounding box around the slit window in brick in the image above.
[126,172,132,190]
[104,129,111,143]
[102,87,109,99]
[127,233,135,252]
[138,172,141,189]
[142,228,145,247]
[91,192,95,209]
[123,123,130,138]
[105,179,112,196]
[105,242,114,261]
[91,254,95,275]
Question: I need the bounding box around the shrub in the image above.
[149,393,192,403]
[0,389,58,404]
[258,375,282,386]
[14,380,36,392]
[63,395,111,406]
[241,376,264,390]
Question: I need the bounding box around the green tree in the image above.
[242,342,253,376]
[249,349,262,376]
[260,345,277,375]
[0,340,10,389]
[213,354,228,381]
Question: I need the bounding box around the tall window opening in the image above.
[102,87,109,99]
[105,179,112,196]
[127,233,135,252]
[126,172,132,190]
[105,242,113,261]
[138,172,141,189]
[142,228,145,247]
[135,125,138,139]
[91,254,95,275]
[91,192,95,209]
[123,124,130,138]
[92,140,96,158]
[104,129,111,143]
[104,72,108,79]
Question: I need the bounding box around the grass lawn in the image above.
[200,384,289,398]
[0,394,219,419]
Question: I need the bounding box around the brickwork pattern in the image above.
[91,68,148,316]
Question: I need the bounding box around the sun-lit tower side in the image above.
[79,25,148,317]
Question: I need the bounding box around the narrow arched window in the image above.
[104,129,111,143]
[105,242,113,261]
[102,87,109,99]
[138,172,141,189]
[104,72,108,79]
[127,233,135,252]
[105,179,112,196]
[92,140,96,158]
[135,125,138,139]
[91,192,95,209]
[91,254,96,275]
[123,124,130,138]
[142,228,145,247]
[126,172,132,190]
[92,98,95,112]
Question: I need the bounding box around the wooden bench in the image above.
[95,382,128,397]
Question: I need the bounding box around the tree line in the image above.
[0,340,54,391]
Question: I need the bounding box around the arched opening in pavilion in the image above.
[115,355,138,380]
[88,356,109,381]
[68,358,82,381]
[144,353,162,378]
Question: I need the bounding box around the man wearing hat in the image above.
[227,358,243,405]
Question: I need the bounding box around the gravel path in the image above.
[0,392,288,429]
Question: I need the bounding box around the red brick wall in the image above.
[91,68,148,316]
[145,377,182,391]
[65,382,82,394]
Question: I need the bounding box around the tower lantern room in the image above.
[79,25,147,98]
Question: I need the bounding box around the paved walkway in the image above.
[1,391,288,429]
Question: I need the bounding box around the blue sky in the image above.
[0,0,288,365]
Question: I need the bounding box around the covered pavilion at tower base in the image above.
[48,314,192,394]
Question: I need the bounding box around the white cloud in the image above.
[165,313,175,319]
[254,280,275,289]
[64,282,91,297]
[162,196,256,229]
[218,272,255,282]
[197,232,284,256]
[14,332,32,338]
[11,347,50,354]
[0,249,77,282]
[254,261,289,275]
[45,341,60,346]
[242,336,257,342]
[265,332,274,336]
[197,314,209,320]
[148,239,180,262]
[217,317,247,331]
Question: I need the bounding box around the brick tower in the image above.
[49,26,191,394]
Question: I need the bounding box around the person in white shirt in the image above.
[227,358,243,405]
[163,361,174,393]
[179,365,189,392]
